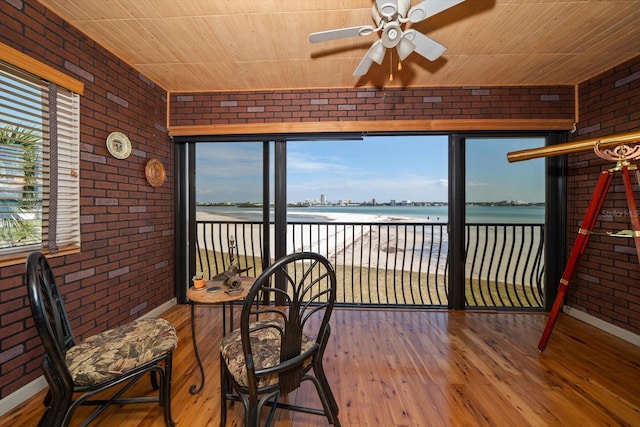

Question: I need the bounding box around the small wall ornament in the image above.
[106,132,132,159]
[145,158,166,187]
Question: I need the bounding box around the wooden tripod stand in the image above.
[538,143,640,351]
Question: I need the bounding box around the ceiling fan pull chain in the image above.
[389,50,394,81]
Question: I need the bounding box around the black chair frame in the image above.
[220,251,341,427]
[25,251,175,427]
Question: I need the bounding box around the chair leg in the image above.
[150,370,160,390]
[162,353,176,427]
[263,394,280,427]
[39,398,66,427]
[312,361,340,426]
[220,354,227,427]
[42,389,52,407]
[246,398,259,427]
[40,365,73,427]
[58,392,77,427]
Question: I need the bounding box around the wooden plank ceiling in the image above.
[37,0,640,92]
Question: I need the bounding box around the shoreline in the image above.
[195,210,543,286]
[197,205,545,224]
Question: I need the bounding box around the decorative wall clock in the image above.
[106,132,132,159]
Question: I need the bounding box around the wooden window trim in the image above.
[0,43,84,95]
[0,246,80,268]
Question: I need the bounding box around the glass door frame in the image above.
[448,132,567,310]
[174,131,566,309]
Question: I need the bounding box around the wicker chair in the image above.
[219,251,341,426]
[25,251,177,426]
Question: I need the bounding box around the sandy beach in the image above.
[195,210,543,287]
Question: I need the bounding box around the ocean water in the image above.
[197,204,544,224]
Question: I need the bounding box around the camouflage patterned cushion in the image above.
[65,318,178,386]
[220,319,315,389]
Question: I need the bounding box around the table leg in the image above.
[189,302,205,394]
[222,302,227,334]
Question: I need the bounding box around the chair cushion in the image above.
[66,318,178,386]
[220,319,315,389]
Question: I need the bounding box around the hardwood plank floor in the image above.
[2,304,639,426]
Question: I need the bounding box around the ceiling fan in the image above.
[309,0,465,77]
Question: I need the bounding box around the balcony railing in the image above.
[195,220,545,310]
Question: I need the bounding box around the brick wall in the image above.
[565,56,640,334]
[0,0,174,399]
[169,86,575,126]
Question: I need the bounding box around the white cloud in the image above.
[287,151,351,172]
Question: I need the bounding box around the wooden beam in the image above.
[168,119,574,137]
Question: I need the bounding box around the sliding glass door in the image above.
[285,135,450,306]
[464,137,546,309]
[175,132,564,309]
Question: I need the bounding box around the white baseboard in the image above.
[0,298,178,418]
[0,376,48,418]
[564,305,640,346]
[139,298,177,319]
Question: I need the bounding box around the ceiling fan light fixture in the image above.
[368,40,387,65]
[396,36,416,61]
[353,40,386,76]
[381,22,402,48]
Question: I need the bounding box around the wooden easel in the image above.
[538,143,640,351]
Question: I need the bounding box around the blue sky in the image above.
[195,135,545,204]
[466,137,545,203]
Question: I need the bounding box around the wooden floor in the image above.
[2,304,640,426]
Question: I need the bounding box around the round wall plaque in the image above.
[106,132,132,159]
[145,158,166,187]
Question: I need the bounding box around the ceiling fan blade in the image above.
[353,57,374,77]
[407,0,465,23]
[353,40,387,76]
[309,25,377,43]
[403,29,447,61]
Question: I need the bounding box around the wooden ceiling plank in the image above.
[35,0,640,92]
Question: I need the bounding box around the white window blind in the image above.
[0,61,80,256]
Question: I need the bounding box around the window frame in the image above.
[0,44,83,266]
